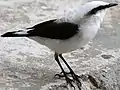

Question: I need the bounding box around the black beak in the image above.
[108,3,118,8]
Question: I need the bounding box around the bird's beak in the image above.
[108,3,118,8]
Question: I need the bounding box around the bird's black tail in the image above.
[1,30,29,37]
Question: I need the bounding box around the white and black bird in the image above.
[1,1,118,89]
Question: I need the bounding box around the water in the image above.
[0,0,120,90]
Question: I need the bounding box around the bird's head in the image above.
[85,1,117,18]
[74,1,118,23]
[72,1,118,40]
[86,1,117,16]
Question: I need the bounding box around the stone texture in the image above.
[0,0,120,90]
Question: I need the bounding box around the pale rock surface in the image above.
[0,0,120,90]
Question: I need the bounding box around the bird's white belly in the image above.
[29,35,90,54]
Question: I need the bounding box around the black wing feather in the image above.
[27,19,79,40]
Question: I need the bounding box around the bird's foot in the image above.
[55,71,82,90]
[54,72,71,78]
[55,71,81,78]
[70,72,82,90]
[62,75,81,90]
[65,77,75,89]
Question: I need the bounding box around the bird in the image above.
[1,1,118,90]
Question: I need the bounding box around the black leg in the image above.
[59,54,82,89]
[59,54,75,74]
[54,53,75,89]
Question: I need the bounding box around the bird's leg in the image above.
[59,54,82,89]
[54,53,75,89]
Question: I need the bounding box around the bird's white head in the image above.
[85,1,117,16]
[73,1,118,40]
[74,1,118,22]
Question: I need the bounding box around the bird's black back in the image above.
[27,19,79,40]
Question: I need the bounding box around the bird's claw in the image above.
[66,77,75,90]
[55,71,82,90]
[55,71,81,78]
[72,73,82,89]
[54,72,71,78]
[66,75,81,90]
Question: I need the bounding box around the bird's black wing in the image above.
[27,19,79,40]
